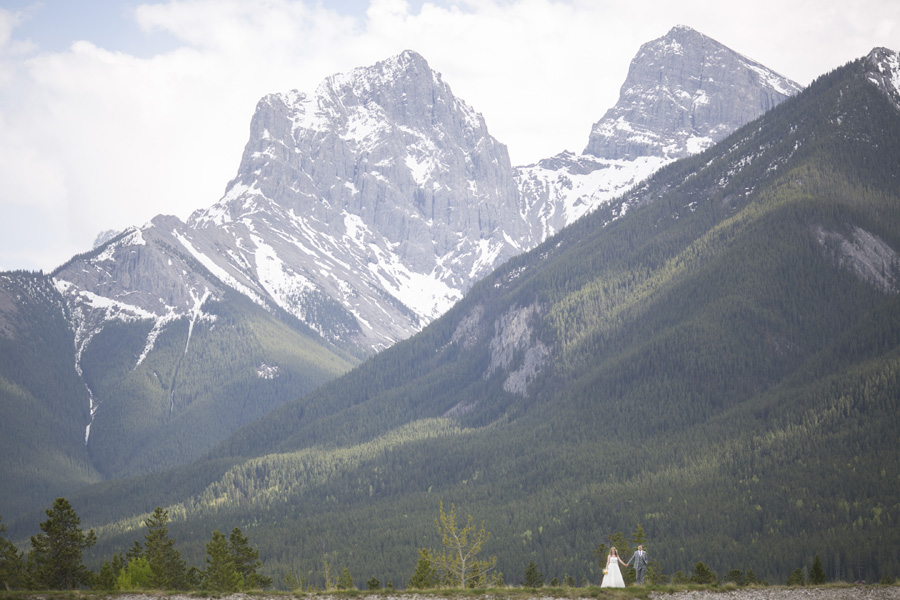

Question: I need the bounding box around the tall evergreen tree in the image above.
[630,524,648,547]
[0,516,26,590]
[204,529,241,592]
[228,527,271,589]
[143,507,187,590]
[810,555,827,584]
[28,498,96,590]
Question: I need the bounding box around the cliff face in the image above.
[583,25,802,160]
[181,50,526,350]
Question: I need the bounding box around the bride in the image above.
[600,547,628,588]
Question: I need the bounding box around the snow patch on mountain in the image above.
[515,153,669,240]
[171,229,268,310]
[365,239,461,321]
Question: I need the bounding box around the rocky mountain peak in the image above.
[183,49,524,351]
[582,25,802,161]
[864,47,900,110]
[514,26,801,245]
[53,30,805,360]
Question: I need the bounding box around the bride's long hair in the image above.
[609,547,619,558]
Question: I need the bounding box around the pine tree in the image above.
[125,540,143,561]
[143,507,187,590]
[96,560,117,590]
[592,543,608,570]
[228,527,271,589]
[607,532,634,583]
[204,529,241,592]
[94,552,128,592]
[0,516,26,590]
[408,548,439,589]
[725,569,746,586]
[787,568,806,586]
[336,566,354,589]
[524,560,544,588]
[29,498,96,590]
[691,561,717,584]
[810,555,827,584]
[630,523,648,546]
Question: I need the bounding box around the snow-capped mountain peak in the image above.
[583,25,802,161]
[865,47,900,110]
[56,31,802,360]
[514,25,801,242]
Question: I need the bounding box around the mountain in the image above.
[0,257,354,514]
[583,24,800,160]
[516,25,802,241]
[52,47,900,586]
[185,49,525,352]
[0,31,802,523]
[0,272,97,518]
[2,49,516,511]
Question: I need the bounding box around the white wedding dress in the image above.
[601,555,626,588]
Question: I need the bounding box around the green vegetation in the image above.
[0,273,355,524]
[81,290,355,480]
[0,274,99,518]
[3,502,852,593]
[0,500,272,592]
[3,53,900,594]
[28,499,96,590]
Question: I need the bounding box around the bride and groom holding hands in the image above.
[601,545,648,588]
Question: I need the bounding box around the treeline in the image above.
[0,499,269,592]
[3,499,867,592]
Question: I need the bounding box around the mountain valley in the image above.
[2,28,899,589]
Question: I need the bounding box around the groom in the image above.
[628,545,649,585]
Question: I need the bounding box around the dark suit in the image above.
[628,550,648,584]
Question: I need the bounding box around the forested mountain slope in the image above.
[0,264,354,519]
[0,272,99,518]
[17,49,900,588]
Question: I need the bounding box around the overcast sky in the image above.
[1,0,898,272]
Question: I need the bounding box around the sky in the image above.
[0,0,898,272]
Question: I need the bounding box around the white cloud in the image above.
[0,0,898,271]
